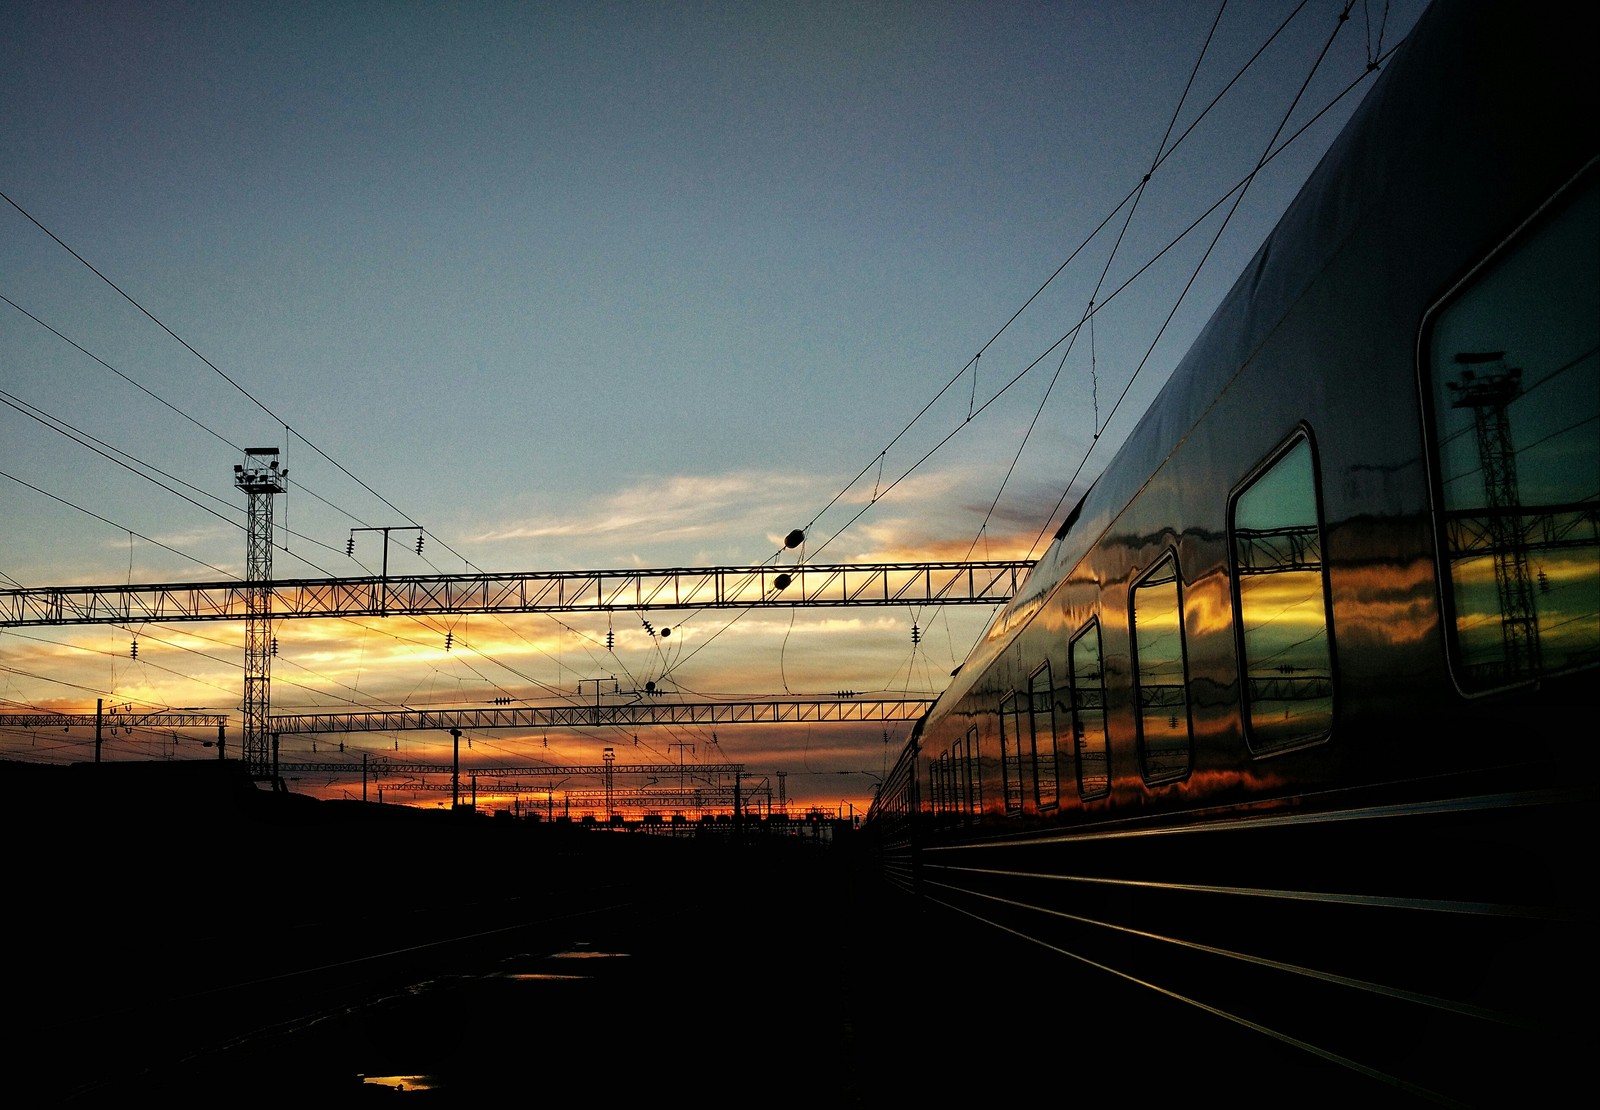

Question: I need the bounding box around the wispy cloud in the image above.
[469,470,820,547]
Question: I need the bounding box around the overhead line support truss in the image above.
[267,698,934,734]
[0,712,229,729]
[278,762,746,777]
[0,561,1031,627]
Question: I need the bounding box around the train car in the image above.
[865,1,1597,1102]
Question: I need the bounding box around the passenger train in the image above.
[864,1,1596,1102]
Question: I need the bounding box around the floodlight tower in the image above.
[234,448,286,781]
[1448,352,1541,679]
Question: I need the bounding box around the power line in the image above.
[0,294,427,572]
[0,188,481,574]
[0,468,236,579]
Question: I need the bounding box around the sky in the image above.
[1,0,1430,818]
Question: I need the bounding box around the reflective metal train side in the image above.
[866,1,1597,1101]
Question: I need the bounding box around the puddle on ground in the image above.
[494,971,590,980]
[361,1074,440,1092]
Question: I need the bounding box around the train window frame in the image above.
[964,725,982,816]
[1069,618,1111,799]
[1028,662,1059,810]
[939,750,953,816]
[1227,429,1338,755]
[950,735,964,816]
[1418,162,1600,697]
[999,690,1028,814]
[1129,550,1194,784]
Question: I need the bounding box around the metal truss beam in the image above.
[268,698,933,734]
[278,761,744,776]
[1233,524,1321,573]
[0,712,228,729]
[364,786,754,803]
[556,788,758,801]
[1444,503,1599,558]
[0,561,1030,627]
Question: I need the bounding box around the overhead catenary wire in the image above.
[959,0,1231,565]
[0,187,479,574]
[798,0,1397,572]
[0,468,236,579]
[0,293,433,573]
[657,2,1406,692]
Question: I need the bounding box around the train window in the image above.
[1029,663,1059,808]
[1230,435,1335,751]
[1131,553,1193,781]
[939,751,953,816]
[1069,620,1111,798]
[1423,169,1600,692]
[964,726,982,815]
[947,747,960,816]
[1000,691,1028,813]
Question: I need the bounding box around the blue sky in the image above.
[1,0,1429,813]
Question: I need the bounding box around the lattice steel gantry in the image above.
[0,561,1032,625]
[234,448,286,781]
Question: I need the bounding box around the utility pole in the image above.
[235,448,286,782]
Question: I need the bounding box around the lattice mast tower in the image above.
[234,448,286,780]
[1449,352,1541,678]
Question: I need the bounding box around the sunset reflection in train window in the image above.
[1069,620,1110,798]
[960,729,972,818]
[1230,435,1335,751]
[1131,553,1192,781]
[1029,662,1059,808]
[1000,691,1026,812]
[1424,169,1600,692]
[949,736,963,816]
[938,750,951,814]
